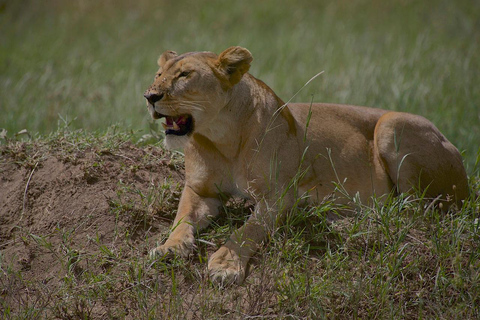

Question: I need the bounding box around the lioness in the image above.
[144,46,468,285]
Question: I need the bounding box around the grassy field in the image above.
[1,0,479,169]
[1,0,480,319]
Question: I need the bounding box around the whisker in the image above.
[183,102,206,108]
[181,100,209,103]
[155,100,211,114]
[180,100,209,106]
[179,103,205,111]
[179,101,208,111]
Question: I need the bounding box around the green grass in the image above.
[1,0,479,170]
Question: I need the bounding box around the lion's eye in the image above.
[179,71,190,78]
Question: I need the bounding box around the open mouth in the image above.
[156,113,193,136]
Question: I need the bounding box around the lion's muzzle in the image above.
[144,91,164,105]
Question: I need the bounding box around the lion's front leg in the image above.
[150,185,221,259]
[208,199,281,285]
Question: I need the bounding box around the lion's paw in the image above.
[148,240,194,261]
[208,246,245,286]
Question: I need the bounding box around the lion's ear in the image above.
[157,50,178,67]
[217,46,253,86]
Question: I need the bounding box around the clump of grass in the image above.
[259,189,480,319]
[108,177,182,242]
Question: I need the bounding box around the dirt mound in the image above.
[0,133,274,319]
[0,136,187,315]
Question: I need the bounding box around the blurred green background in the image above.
[1,0,479,169]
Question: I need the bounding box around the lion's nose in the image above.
[144,92,164,105]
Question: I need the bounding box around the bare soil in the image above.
[0,137,192,316]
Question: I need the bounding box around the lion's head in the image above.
[144,46,253,149]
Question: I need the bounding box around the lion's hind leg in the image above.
[373,112,468,207]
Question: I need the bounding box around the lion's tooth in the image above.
[173,121,180,131]
[162,122,168,130]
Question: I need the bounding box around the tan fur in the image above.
[144,46,469,285]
